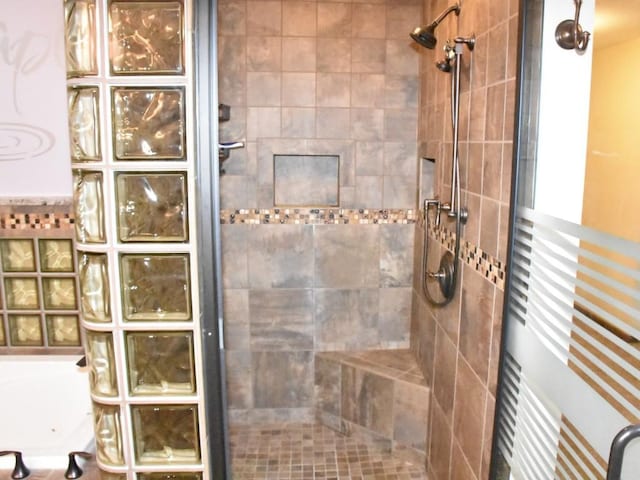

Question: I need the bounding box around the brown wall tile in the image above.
[453,356,487,477]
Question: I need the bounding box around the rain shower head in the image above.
[410,3,460,49]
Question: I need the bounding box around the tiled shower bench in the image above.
[314,349,430,464]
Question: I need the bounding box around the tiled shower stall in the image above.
[0,0,518,478]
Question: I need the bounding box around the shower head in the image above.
[410,3,460,49]
[436,58,452,72]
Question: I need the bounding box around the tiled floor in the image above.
[6,423,427,480]
[230,423,428,480]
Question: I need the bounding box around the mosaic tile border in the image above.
[220,208,418,225]
[0,204,74,232]
[0,212,75,231]
[0,207,504,289]
[419,216,506,291]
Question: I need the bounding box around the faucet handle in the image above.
[0,451,30,479]
[65,451,93,479]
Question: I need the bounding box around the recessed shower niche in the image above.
[273,154,340,207]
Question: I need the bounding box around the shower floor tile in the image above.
[230,423,428,480]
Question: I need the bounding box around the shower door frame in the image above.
[194,0,230,477]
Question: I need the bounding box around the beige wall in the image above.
[581,34,640,315]
[410,0,519,478]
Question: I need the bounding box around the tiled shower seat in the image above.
[314,349,430,464]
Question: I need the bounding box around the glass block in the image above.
[64,0,97,76]
[126,331,195,396]
[86,331,118,396]
[73,170,106,243]
[92,403,124,465]
[121,254,191,321]
[43,278,77,310]
[116,172,188,242]
[112,88,185,160]
[46,315,81,346]
[78,253,111,323]
[39,239,74,272]
[131,405,200,465]
[68,87,101,161]
[4,278,39,309]
[0,239,35,272]
[8,315,43,346]
[109,1,184,75]
[138,474,202,480]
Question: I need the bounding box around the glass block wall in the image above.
[0,236,81,350]
[64,0,207,478]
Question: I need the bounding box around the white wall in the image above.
[0,0,72,199]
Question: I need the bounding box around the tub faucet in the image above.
[0,451,30,479]
[65,451,92,479]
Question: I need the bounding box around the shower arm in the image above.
[430,4,460,29]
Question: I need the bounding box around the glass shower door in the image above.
[491,0,640,478]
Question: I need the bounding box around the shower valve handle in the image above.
[424,199,442,226]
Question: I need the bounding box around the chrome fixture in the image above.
[0,451,30,479]
[410,3,460,50]
[416,34,475,306]
[555,0,590,52]
[606,424,640,480]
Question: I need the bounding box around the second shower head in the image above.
[410,3,460,49]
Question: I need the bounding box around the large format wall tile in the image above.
[249,289,313,350]
[341,364,394,438]
[247,225,314,288]
[314,289,379,350]
[252,351,313,408]
[314,225,379,288]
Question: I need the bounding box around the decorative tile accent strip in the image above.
[0,212,75,231]
[418,215,506,291]
[220,208,417,225]
[0,204,74,232]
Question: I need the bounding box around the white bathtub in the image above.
[0,355,94,470]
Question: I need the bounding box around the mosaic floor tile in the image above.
[230,423,428,480]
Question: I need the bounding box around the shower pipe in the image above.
[411,6,475,305]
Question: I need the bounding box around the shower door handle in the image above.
[606,424,640,480]
[218,141,245,161]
